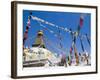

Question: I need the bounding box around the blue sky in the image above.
[23,10,91,56]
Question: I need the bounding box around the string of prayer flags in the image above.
[23,16,31,45]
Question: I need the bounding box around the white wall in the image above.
[0,0,100,80]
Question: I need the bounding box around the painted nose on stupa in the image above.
[32,30,45,48]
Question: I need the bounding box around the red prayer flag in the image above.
[70,47,73,53]
[79,15,84,27]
